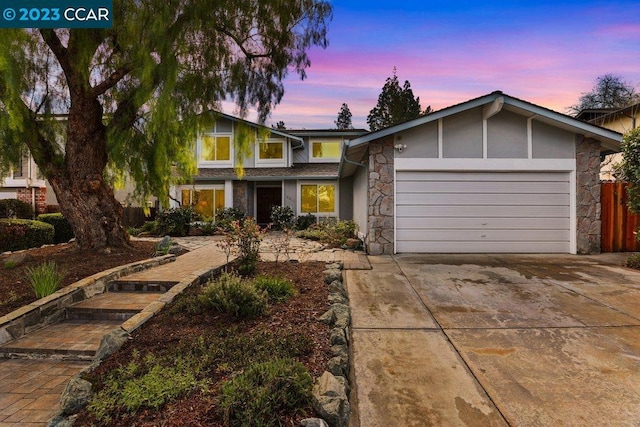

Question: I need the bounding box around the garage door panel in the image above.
[398,205,569,218]
[397,180,570,194]
[396,241,570,253]
[396,192,569,206]
[396,229,570,242]
[395,171,571,253]
[397,217,569,230]
[397,171,569,182]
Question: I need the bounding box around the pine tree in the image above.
[0,1,331,249]
[367,68,425,131]
[335,103,353,129]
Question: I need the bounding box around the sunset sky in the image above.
[237,0,640,130]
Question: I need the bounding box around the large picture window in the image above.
[201,135,231,162]
[181,188,225,220]
[300,183,337,215]
[310,141,341,161]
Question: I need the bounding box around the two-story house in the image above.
[169,113,367,224]
[0,153,48,215]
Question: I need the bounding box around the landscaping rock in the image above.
[156,236,172,253]
[3,252,31,268]
[327,355,348,377]
[94,328,129,361]
[332,343,349,361]
[328,293,348,305]
[325,262,343,271]
[60,377,92,415]
[312,371,350,427]
[300,418,329,427]
[330,328,347,346]
[332,303,350,329]
[328,280,347,298]
[48,414,76,427]
[344,238,360,249]
[323,269,342,284]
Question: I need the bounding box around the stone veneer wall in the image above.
[576,136,601,254]
[367,138,395,255]
[233,180,249,213]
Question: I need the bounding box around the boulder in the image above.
[312,372,350,427]
[330,328,347,346]
[323,269,342,284]
[328,293,348,305]
[60,377,92,415]
[156,236,172,253]
[300,418,329,427]
[325,262,343,271]
[95,329,129,361]
[3,252,30,268]
[344,238,360,249]
[327,355,348,377]
[328,280,347,298]
[319,304,350,328]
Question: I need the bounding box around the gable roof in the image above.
[345,91,622,154]
[200,111,304,147]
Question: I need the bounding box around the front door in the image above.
[256,187,282,225]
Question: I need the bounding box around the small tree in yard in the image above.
[0,1,332,250]
[619,128,640,214]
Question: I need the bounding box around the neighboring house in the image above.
[576,102,640,181]
[341,91,621,255]
[169,112,367,224]
[0,153,48,214]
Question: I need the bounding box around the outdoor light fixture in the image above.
[394,143,407,153]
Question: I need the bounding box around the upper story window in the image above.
[199,118,234,167]
[310,140,341,162]
[256,138,286,166]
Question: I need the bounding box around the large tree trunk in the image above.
[47,95,129,249]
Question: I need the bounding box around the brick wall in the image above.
[16,187,47,215]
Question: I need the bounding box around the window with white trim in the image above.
[310,140,341,162]
[299,182,338,215]
[256,138,286,166]
[181,187,225,220]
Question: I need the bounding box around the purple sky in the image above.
[232,1,640,130]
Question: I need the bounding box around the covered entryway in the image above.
[395,171,572,253]
[255,186,282,225]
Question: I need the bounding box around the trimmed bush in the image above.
[0,198,33,219]
[295,213,316,230]
[37,213,74,243]
[270,205,294,230]
[0,219,54,252]
[254,276,297,303]
[155,207,199,237]
[627,253,640,269]
[220,358,312,426]
[200,272,267,318]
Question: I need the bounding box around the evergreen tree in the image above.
[0,1,331,249]
[273,121,287,130]
[367,68,426,131]
[335,103,353,129]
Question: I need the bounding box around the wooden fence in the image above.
[122,207,156,228]
[601,182,640,252]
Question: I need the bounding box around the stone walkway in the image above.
[0,235,368,426]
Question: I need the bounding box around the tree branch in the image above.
[39,29,74,83]
[90,64,133,98]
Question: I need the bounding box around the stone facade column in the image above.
[367,138,395,255]
[576,136,601,254]
[232,180,249,213]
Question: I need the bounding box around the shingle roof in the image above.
[195,163,339,181]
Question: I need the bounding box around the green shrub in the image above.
[88,353,202,421]
[37,213,74,243]
[295,213,316,230]
[155,207,199,236]
[254,275,296,303]
[216,207,246,232]
[220,358,312,427]
[27,261,64,298]
[233,217,263,275]
[295,219,357,247]
[627,253,640,269]
[0,219,54,252]
[270,205,295,230]
[0,198,34,219]
[200,272,267,318]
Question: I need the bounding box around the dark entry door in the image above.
[256,187,282,225]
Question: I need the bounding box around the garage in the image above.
[395,170,571,253]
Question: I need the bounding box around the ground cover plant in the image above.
[75,261,331,426]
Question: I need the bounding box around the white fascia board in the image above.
[504,98,622,145]
[395,158,576,172]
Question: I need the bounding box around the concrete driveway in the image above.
[346,254,640,426]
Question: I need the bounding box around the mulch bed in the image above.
[0,241,157,317]
[74,261,331,427]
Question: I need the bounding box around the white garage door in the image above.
[395,171,571,253]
